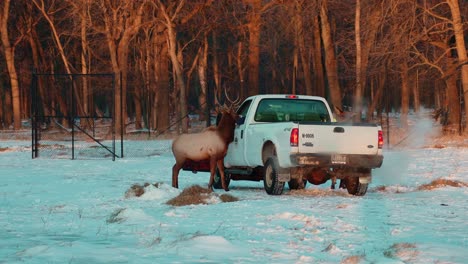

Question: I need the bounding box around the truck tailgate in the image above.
[298,123,380,155]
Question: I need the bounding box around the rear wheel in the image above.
[342,177,368,196]
[213,168,231,190]
[263,157,285,195]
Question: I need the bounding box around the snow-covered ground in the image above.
[0,115,467,263]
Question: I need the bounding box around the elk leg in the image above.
[217,159,229,191]
[208,156,216,190]
[172,163,182,188]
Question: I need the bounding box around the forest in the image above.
[0,0,467,135]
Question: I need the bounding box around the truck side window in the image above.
[236,100,252,125]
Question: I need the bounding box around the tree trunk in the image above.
[4,89,13,128]
[312,15,325,97]
[445,73,461,128]
[104,24,122,134]
[212,32,222,102]
[0,81,4,128]
[367,70,386,121]
[198,34,209,121]
[354,0,363,122]
[320,0,342,110]
[236,41,246,99]
[154,29,170,133]
[400,62,410,129]
[353,1,381,122]
[295,5,313,95]
[246,0,262,96]
[80,5,91,129]
[0,0,21,129]
[412,70,420,113]
[100,2,145,135]
[166,24,188,133]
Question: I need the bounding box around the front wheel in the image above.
[263,157,285,195]
[213,168,231,190]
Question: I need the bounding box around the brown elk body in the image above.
[171,109,238,191]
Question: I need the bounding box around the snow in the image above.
[1,114,467,263]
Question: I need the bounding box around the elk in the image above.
[171,107,239,191]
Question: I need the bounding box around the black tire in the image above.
[343,177,368,196]
[288,179,307,190]
[213,168,231,189]
[263,157,285,195]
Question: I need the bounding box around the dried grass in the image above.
[417,178,468,191]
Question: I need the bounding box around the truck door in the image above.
[225,100,252,167]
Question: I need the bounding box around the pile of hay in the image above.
[166,185,238,206]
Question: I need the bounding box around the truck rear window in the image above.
[254,99,330,122]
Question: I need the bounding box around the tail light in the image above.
[290,128,299,147]
[378,130,384,149]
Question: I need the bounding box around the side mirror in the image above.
[236,115,245,126]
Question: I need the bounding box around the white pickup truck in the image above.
[183,94,384,196]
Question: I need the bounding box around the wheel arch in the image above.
[262,141,276,164]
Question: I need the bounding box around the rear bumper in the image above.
[291,153,383,168]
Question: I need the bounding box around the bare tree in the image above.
[96,0,147,134]
[292,0,313,95]
[154,0,213,133]
[243,0,277,97]
[353,0,383,122]
[412,0,465,131]
[446,0,468,133]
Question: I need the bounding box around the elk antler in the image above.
[224,85,242,111]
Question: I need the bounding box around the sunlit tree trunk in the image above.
[0,0,21,129]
